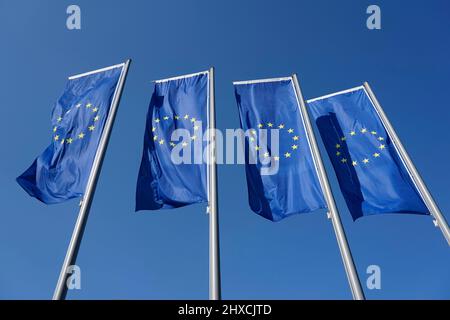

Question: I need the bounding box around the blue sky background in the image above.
[0,0,449,299]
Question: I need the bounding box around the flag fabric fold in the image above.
[17,66,123,204]
[234,79,326,222]
[308,87,428,220]
[136,72,209,211]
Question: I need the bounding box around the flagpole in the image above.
[52,59,131,300]
[364,82,450,246]
[208,67,222,300]
[292,74,365,300]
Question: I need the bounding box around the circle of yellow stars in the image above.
[335,127,386,167]
[151,113,201,148]
[53,102,100,146]
[251,122,301,162]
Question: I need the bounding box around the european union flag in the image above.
[234,78,326,222]
[136,72,208,211]
[308,87,428,220]
[17,66,123,204]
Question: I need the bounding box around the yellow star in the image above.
[88,125,95,131]
[190,117,196,122]
[194,125,199,131]
[163,116,169,120]
[153,135,158,141]
[341,158,348,163]
[92,107,98,113]
[263,152,269,158]
[350,131,356,136]
[174,115,180,120]
[255,146,261,151]
[371,131,377,135]
[78,133,85,139]
[363,158,369,164]
[170,142,176,147]
[191,135,197,140]
[293,136,299,141]
[66,138,73,144]
[258,124,263,128]
[94,116,100,122]
[57,117,62,122]
[159,139,165,145]
[155,118,160,123]
[379,144,386,150]
[336,144,341,149]
[53,126,57,132]
[352,161,358,166]
[278,124,285,129]
[288,128,294,133]
[250,129,257,135]
[86,103,92,108]
[249,137,255,142]
[284,152,291,158]
[361,128,367,133]
[378,137,384,141]
[267,122,273,127]
[292,144,298,150]
[184,114,189,120]
[182,142,188,147]
[373,153,380,157]
[152,127,156,132]
[274,156,280,161]
[341,137,346,141]
[336,151,341,156]
[54,135,59,141]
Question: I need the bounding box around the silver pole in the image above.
[364,82,450,246]
[52,59,132,300]
[208,67,221,300]
[292,74,366,300]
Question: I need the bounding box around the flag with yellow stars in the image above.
[16,66,123,204]
[308,87,428,220]
[136,72,208,211]
[234,78,326,222]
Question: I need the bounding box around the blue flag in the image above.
[308,87,428,220]
[17,66,123,204]
[234,78,326,222]
[136,72,208,211]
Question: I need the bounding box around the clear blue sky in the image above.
[0,0,449,299]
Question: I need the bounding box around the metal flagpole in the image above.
[52,59,131,300]
[364,82,450,246]
[208,67,222,300]
[292,74,366,300]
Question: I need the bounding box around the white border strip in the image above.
[68,63,125,80]
[154,70,209,83]
[233,77,292,85]
[307,86,364,104]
